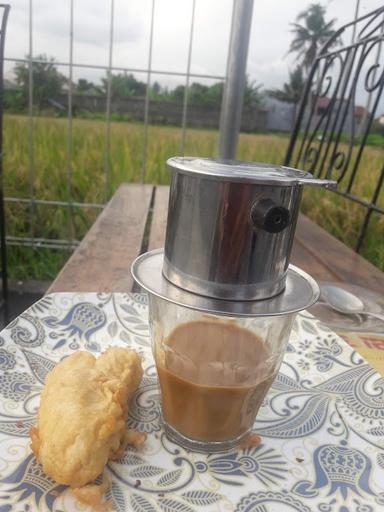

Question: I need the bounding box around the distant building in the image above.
[312,96,369,136]
[263,96,296,132]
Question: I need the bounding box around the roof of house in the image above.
[315,96,369,117]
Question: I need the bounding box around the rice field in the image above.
[4,114,384,280]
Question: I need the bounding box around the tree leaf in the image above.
[159,498,195,512]
[157,469,182,487]
[134,335,150,347]
[181,490,222,506]
[106,481,126,512]
[129,465,164,479]
[130,493,155,512]
[117,453,145,466]
[368,427,384,436]
[300,319,318,335]
[134,324,149,331]
[124,316,142,324]
[107,321,118,337]
[119,331,131,343]
[377,453,384,469]
[121,304,139,315]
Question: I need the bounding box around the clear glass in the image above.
[148,294,296,452]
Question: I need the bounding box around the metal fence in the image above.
[2,0,383,258]
[284,5,384,252]
[0,4,9,306]
[3,0,227,252]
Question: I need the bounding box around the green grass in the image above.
[4,114,384,280]
[366,133,384,146]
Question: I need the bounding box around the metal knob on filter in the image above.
[250,199,291,233]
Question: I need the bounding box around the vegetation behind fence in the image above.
[4,114,383,281]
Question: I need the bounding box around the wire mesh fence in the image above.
[2,0,383,265]
[3,0,226,251]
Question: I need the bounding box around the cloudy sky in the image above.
[5,0,384,105]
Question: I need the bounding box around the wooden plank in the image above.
[47,184,153,293]
[148,186,169,251]
[294,214,384,294]
[291,237,342,283]
[47,182,384,296]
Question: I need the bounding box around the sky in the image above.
[4,0,384,108]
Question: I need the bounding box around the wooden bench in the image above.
[48,184,384,295]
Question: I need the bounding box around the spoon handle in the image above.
[364,311,384,322]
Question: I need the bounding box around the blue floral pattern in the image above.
[0,293,382,512]
[235,490,312,511]
[0,372,36,402]
[195,445,288,486]
[42,302,106,341]
[0,454,66,509]
[10,313,45,347]
[311,445,373,499]
[0,349,16,370]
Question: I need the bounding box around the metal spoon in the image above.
[321,284,384,322]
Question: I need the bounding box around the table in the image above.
[48,184,384,295]
[47,184,384,374]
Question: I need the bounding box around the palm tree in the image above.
[289,3,339,74]
[267,66,305,104]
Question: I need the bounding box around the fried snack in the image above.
[72,478,111,512]
[30,347,143,488]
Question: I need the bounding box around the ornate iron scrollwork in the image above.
[284,6,384,252]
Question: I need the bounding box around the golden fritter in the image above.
[30,347,143,487]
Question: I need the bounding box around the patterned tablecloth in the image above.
[0,292,383,512]
[337,332,384,377]
[308,283,384,377]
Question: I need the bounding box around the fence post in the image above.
[218,0,254,159]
